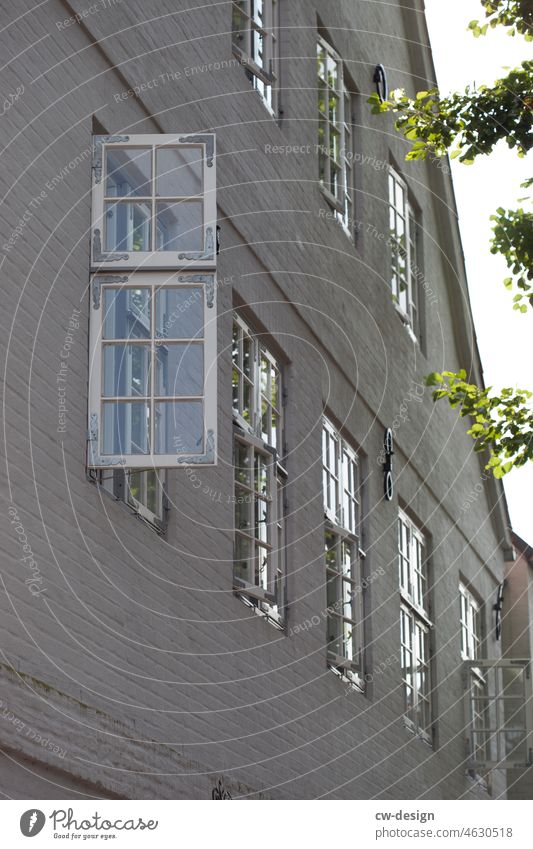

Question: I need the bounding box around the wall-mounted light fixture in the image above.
[383,427,394,501]
[494,581,505,640]
[373,64,388,103]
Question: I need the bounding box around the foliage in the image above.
[367,1,533,476]
[492,196,533,310]
[426,372,533,476]
[469,0,533,39]
[368,62,533,163]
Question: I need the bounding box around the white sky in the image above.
[424,0,532,542]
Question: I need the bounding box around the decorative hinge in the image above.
[92,135,130,184]
[178,134,214,167]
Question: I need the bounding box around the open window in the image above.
[88,272,217,468]
[232,0,280,115]
[322,417,364,687]
[463,659,533,770]
[317,36,356,235]
[91,134,216,269]
[388,166,419,336]
[398,510,432,742]
[232,314,285,626]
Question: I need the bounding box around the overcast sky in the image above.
[424,0,531,541]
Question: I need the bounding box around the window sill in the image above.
[90,472,166,536]
[232,46,278,119]
[392,301,419,345]
[328,661,365,693]
[318,185,356,245]
[233,578,285,631]
[403,716,433,747]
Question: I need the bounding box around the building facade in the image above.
[0,0,528,799]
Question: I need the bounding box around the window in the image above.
[232,0,280,114]
[322,418,363,685]
[88,273,217,468]
[398,511,431,741]
[464,659,532,771]
[388,167,419,332]
[96,468,167,531]
[232,315,285,625]
[317,37,355,233]
[91,134,216,270]
[460,583,482,661]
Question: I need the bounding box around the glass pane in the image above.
[102,401,149,454]
[235,441,251,486]
[255,545,269,589]
[154,400,204,454]
[155,343,203,396]
[155,200,203,251]
[146,470,159,515]
[254,452,268,495]
[156,147,203,197]
[105,148,151,197]
[325,531,338,571]
[105,201,151,252]
[255,496,269,543]
[235,488,252,531]
[103,288,151,340]
[103,344,150,397]
[242,334,253,378]
[234,535,252,582]
[128,470,142,503]
[156,287,203,340]
[326,573,339,610]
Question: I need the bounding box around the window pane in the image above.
[105,148,151,198]
[156,147,203,197]
[155,200,203,251]
[235,535,252,582]
[103,288,151,340]
[154,400,204,454]
[105,201,151,252]
[235,441,251,486]
[155,343,203,396]
[156,287,203,340]
[103,344,151,397]
[255,496,269,543]
[102,401,150,454]
[235,488,252,532]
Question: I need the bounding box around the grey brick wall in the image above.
[0,0,510,799]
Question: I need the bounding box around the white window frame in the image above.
[91,134,216,270]
[317,36,354,235]
[232,0,280,115]
[460,582,482,662]
[398,510,432,742]
[463,659,533,770]
[232,315,285,625]
[322,417,364,685]
[232,315,282,453]
[388,166,419,333]
[88,271,217,468]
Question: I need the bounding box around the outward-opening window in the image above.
[232,0,280,115]
[460,583,482,661]
[388,166,419,333]
[88,273,217,468]
[232,315,285,626]
[97,468,167,532]
[317,36,355,235]
[398,510,432,741]
[91,134,216,270]
[323,418,364,687]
